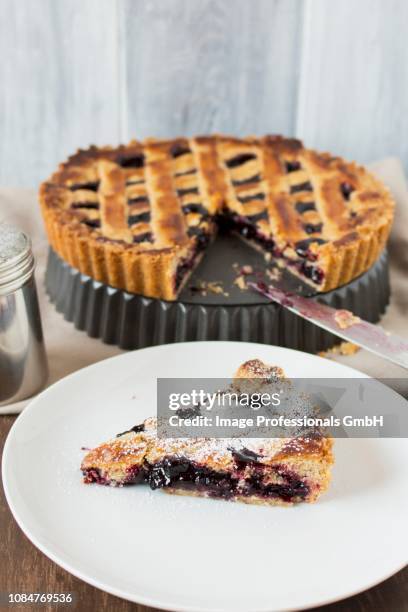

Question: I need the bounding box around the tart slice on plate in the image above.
[81,359,334,506]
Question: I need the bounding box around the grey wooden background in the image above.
[1,0,407,187]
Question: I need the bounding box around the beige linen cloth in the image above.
[0,158,407,414]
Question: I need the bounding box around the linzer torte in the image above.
[40,135,394,300]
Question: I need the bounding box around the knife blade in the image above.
[249,282,408,370]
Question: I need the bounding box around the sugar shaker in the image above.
[0,224,48,406]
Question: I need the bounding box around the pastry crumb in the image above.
[232,263,253,275]
[232,263,255,291]
[334,309,361,329]
[319,342,360,358]
[234,275,247,290]
[191,280,229,297]
[266,267,281,282]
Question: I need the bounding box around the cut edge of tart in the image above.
[81,359,334,506]
[39,135,394,301]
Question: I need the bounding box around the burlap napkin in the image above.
[0,158,407,414]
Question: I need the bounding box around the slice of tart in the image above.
[81,360,334,505]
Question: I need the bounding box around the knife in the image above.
[249,282,408,370]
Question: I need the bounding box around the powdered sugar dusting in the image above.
[334,309,361,329]
[235,358,285,380]
[89,417,319,472]
[0,223,27,264]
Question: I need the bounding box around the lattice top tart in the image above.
[39,135,394,300]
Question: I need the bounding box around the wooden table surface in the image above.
[1,416,407,612]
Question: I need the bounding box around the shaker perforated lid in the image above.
[0,223,34,294]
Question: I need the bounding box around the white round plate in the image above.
[3,342,408,611]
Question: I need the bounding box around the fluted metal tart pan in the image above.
[45,234,390,353]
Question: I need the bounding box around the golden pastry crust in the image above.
[40,135,394,300]
[319,341,360,358]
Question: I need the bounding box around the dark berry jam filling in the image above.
[182,203,209,217]
[133,232,154,244]
[71,202,99,210]
[83,465,142,486]
[223,211,325,285]
[231,447,261,466]
[226,153,257,168]
[143,457,309,502]
[340,182,355,200]
[128,211,151,225]
[174,261,192,291]
[174,233,210,290]
[117,153,145,168]
[303,222,323,235]
[285,160,301,173]
[295,238,327,258]
[299,261,325,284]
[237,192,265,204]
[83,219,101,229]
[83,468,107,485]
[177,187,199,198]
[187,228,211,246]
[116,423,145,437]
[222,211,276,253]
[232,173,262,186]
[144,458,238,499]
[290,181,313,194]
[295,201,316,214]
[246,210,269,223]
[70,181,99,192]
[146,458,191,489]
[171,143,191,158]
[244,468,308,503]
[128,195,149,205]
